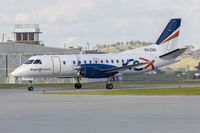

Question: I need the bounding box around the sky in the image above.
[0,0,200,49]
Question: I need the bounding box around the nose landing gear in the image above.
[28,86,34,91]
[28,80,34,91]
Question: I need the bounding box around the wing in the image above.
[101,62,148,73]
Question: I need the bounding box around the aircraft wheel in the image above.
[74,83,82,89]
[106,83,113,89]
[28,86,34,91]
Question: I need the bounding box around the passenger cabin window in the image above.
[116,60,119,63]
[24,60,34,64]
[89,60,92,64]
[33,60,42,64]
[106,60,109,63]
[73,61,76,64]
[101,60,103,63]
[95,60,98,64]
[63,61,66,65]
[111,60,114,63]
[122,59,124,63]
[84,60,86,64]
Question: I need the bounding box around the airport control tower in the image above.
[13,24,42,45]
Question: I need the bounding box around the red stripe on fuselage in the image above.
[161,30,179,44]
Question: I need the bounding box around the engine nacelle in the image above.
[80,64,118,78]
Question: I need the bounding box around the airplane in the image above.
[11,18,186,91]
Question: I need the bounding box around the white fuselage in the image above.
[11,52,178,78]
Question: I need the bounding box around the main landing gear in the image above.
[28,80,34,91]
[74,83,82,89]
[73,77,114,90]
[106,77,113,89]
[106,83,113,89]
[74,77,82,89]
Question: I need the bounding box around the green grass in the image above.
[0,80,200,89]
[0,84,73,89]
[0,85,27,89]
[46,87,200,96]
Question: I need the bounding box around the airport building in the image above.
[0,24,81,84]
[14,24,42,45]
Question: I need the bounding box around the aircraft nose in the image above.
[11,66,26,77]
[11,69,21,77]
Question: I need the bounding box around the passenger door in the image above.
[51,56,61,74]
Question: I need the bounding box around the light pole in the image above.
[87,42,89,50]
[187,65,190,80]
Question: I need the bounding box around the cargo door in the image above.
[51,56,61,74]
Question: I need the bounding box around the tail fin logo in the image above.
[156,18,181,45]
[161,30,179,44]
[139,58,155,70]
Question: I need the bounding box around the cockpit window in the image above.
[24,60,34,64]
[33,60,42,64]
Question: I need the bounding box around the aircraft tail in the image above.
[155,18,181,54]
[120,18,182,55]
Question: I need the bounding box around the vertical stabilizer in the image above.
[155,18,181,53]
[120,18,182,55]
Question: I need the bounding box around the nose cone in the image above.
[11,65,26,77]
[11,65,32,77]
[11,68,22,77]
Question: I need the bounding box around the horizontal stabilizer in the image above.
[159,48,187,60]
[101,62,148,73]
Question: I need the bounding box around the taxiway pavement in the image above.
[0,85,200,133]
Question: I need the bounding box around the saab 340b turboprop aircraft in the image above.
[11,18,186,91]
